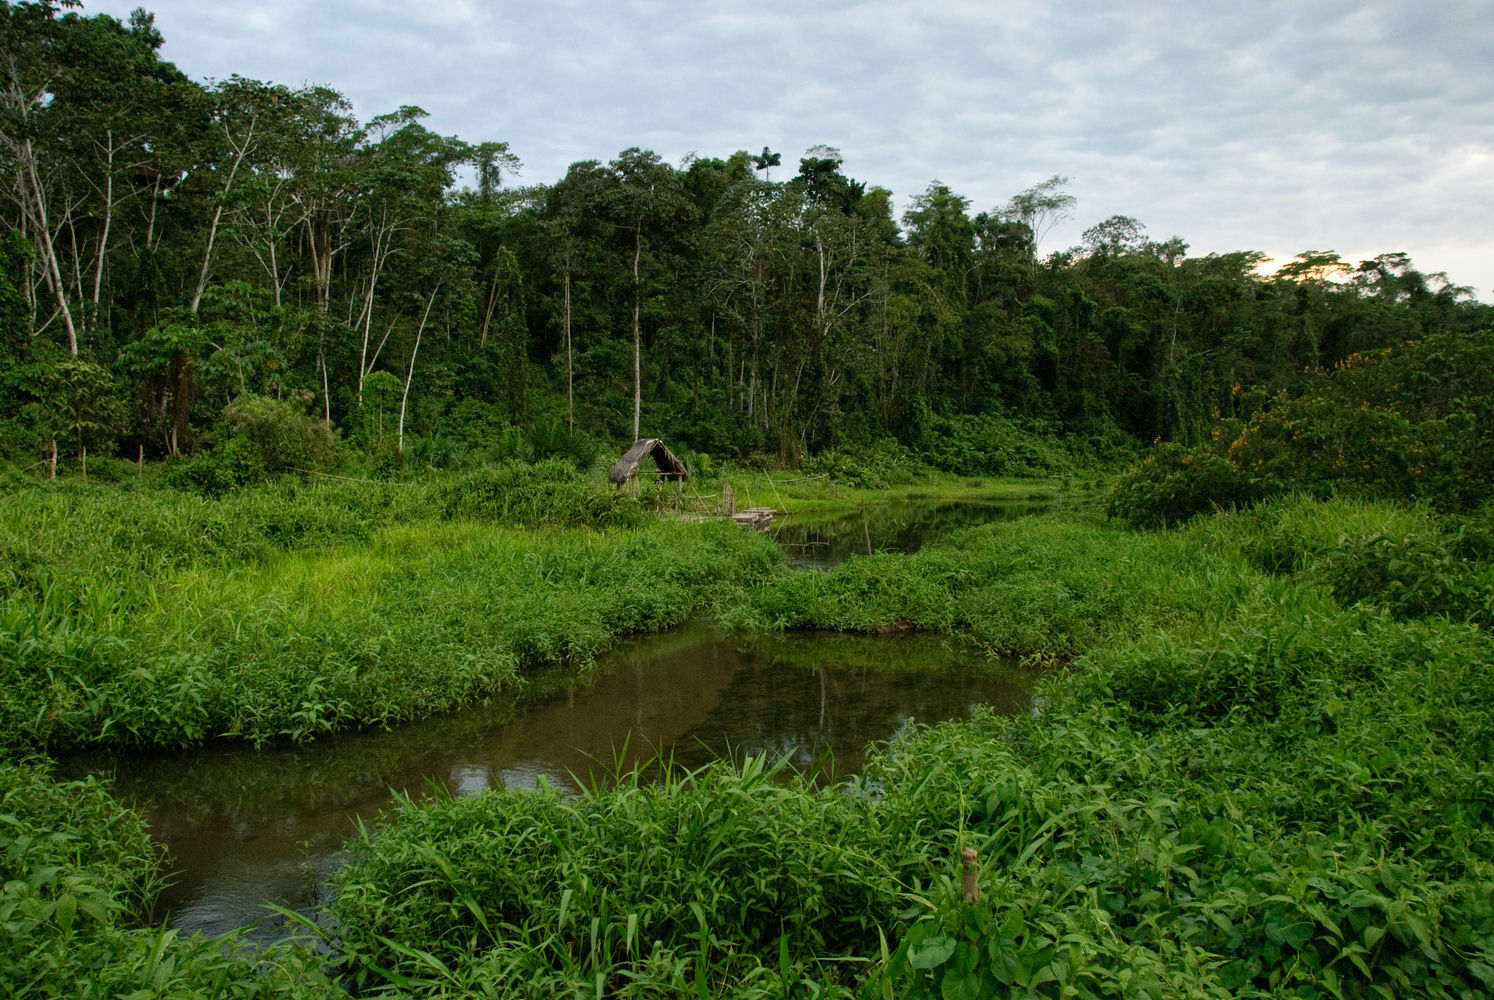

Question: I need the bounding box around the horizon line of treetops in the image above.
[4,0,1490,474]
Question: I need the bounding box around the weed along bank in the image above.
[12,468,1492,996]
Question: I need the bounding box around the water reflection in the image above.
[60,623,1029,941]
[773,498,1052,568]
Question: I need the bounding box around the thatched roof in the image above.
[609,438,688,485]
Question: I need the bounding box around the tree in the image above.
[484,245,526,422]
[543,160,614,434]
[0,1,165,354]
[751,145,780,182]
[28,354,118,479]
[703,178,795,423]
[346,106,468,403]
[902,181,974,307]
[1001,174,1075,251]
[189,77,288,316]
[606,148,691,441]
[1080,214,1147,258]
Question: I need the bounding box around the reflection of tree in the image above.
[773,500,1051,566]
[60,623,1034,934]
[674,657,1028,782]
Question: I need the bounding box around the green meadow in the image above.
[3,465,1492,997]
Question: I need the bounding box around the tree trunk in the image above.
[23,138,78,354]
[89,131,115,328]
[397,284,440,457]
[357,210,395,403]
[479,259,501,348]
[191,116,256,315]
[632,223,642,442]
[565,269,573,434]
[319,352,331,428]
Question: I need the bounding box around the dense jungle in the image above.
[3,3,1493,998]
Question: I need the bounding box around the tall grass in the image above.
[304,494,1494,997]
[724,507,1334,657]
[323,753,886,997]
[0,471,781,749]
[6,486,1492,996]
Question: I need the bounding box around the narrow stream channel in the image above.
[58,499,1047,942]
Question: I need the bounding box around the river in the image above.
[58,498,1048,941]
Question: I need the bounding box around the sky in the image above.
[91,0,1494,300]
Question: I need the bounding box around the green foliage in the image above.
[0,757,334,997]
[803,443,923,489]
[726,509,1278,657]
[325,754,879,996]
[437,460,638,526]
[0,474,782,749]
[5,485,1494,996]
[20,356,124,474]
[913,411,1091,477]
[3,0,1492,478]
[1109,331,1494,527]
[166,394,336,495]
[299,495,1494,996]
[1105,441,1263,527]
[517,420,600,470]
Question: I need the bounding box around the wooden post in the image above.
[961,848,980,904]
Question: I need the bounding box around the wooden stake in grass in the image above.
[961,847,980,905]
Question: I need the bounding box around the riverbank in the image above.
[316,495,1494,997]
[0,469,785,750]
[4,483,1492,996]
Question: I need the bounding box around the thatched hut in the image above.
[608,438,688,486]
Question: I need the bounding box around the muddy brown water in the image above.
[59,501,1046,942]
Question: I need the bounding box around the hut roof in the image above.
[608,438,688,485]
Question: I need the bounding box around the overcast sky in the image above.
[91,0,1494,299]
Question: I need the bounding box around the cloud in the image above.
[87,0,1494,297]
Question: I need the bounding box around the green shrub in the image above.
[0,758,334,997]
[165,394,336,496]
[1106,442,1264,527]
[327,755,883,996]
[437,460,645,528]
[1110,330,1494,526]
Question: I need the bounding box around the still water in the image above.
[60,499,1046,940]
[61,624,1031,940]
[773,497,1051,567]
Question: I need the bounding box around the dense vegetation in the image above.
[286,500,1494,997]
[3,2,1490,484]
[0,468,784,749]
[1108,330,1494,526]
[6,479,1491,996]
[5,2,1494,997]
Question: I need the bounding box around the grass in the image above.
[705,469,1087,520]
[258,494,1492,997]
[0,470,783,749]
[4,481,1492,997]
